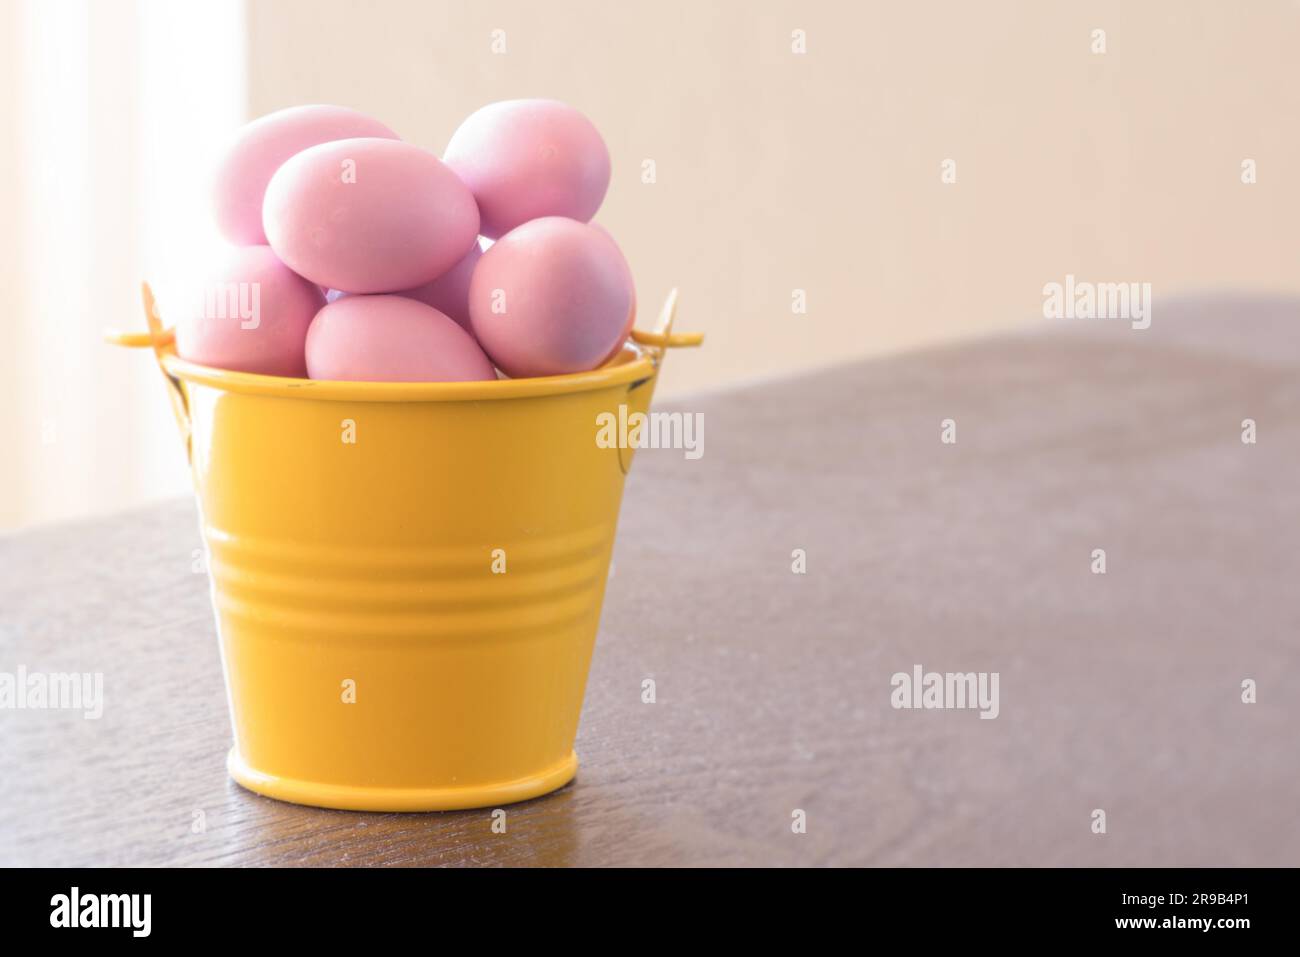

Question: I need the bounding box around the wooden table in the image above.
[3,295,1298,866]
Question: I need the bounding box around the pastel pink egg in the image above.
[444,99,610,239]
[390,241,483,332]
[590,223,637,363]
[173,245,323,377]
[469,217,635,378]
[305,295,496,383]
[212,105,398,246]
[264,138,479,294]
[599,289,637,365]
[330,241,483,334]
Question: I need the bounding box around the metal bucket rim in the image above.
[158,342,656,403]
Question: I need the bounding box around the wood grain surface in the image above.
[2,294,1298,866]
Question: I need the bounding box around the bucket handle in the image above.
[104,282,193,463]
[628,288,702,364]
[616,288,702,475]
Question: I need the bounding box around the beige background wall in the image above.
[2,0,1298,528]
[249,0,1300,397]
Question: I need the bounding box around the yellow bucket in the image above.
[108,284,701,811]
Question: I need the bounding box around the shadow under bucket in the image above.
[109,285,701,811]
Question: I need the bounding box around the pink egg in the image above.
[599,288,637,365]
[390,241,483,332]
[444,99,610,239]
[590,222,637,363]
[173,245,323,377]
[212,105,398,246]
[330,241,483,334]
[305,295,496,383]
[469,217,635,378]
[264,138,479,294]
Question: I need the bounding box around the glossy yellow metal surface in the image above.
[112,284,699,811]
